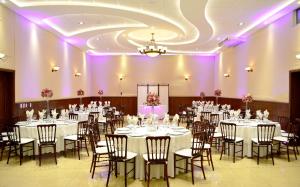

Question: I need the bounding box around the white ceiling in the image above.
[3,0,299,55]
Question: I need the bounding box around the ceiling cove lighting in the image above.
[138,33,167,57]
[235,0,296,37]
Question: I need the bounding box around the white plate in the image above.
[170,126,185,130]
[174,129,189,133]
[116,131,131,134]
[130,133,145,137]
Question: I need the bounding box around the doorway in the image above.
[0,70,14,131]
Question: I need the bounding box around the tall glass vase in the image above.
[46,99,50,119]
[245,102,248,110]
[80,97,82,105]
[216,97,219,105]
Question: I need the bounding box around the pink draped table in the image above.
[138,105,167,119]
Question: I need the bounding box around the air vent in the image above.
[218,37,245,47]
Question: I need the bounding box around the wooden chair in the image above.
[69,113,79,120]
[89,129,108,178]
[143,136,171,187]
[186,110,195,129]
[105,134,136,187]
[203,125,215,170]
[192,121,208,135]
[220,122,244,163]
[90,122,107,148]
[6,125,35,165]
[210,114,219,126]
[64,121,89,160]
[273,122,298,162]
[174,132,206,184]
[223,111,230,120]
[0,130,9,161]
[201,111,211,122]
[37,124,57,166]
[178,105,187,124]
[251,124,276,165]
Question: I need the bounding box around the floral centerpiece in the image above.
[145,92,160,106]
[41,88,53,117]
[242,94,253,110]
[98,89,104,101]
[77,89,84,105]
[214,89,222,104]
[200,92,205,100]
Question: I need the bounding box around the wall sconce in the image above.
[245,66,253,72]
[296,54,300,60]
[119,74,124,80]
[75,72,81,77]
[184,75,190,80]
[224,73,230,77]
[52,66,60,72]
[0,52,6,60]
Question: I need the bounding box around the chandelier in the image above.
[138,33,167,57]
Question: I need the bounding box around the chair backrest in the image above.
[201,111,211,122]
[90,112,99,119]
[37,124,56,144]
[286,122,298,145]
[90,122,101,142]
[105,134,128,161]
[88,129,97,154]
[145,136,171,162]
[278,116,289,130]
[69,113,78,120]
[7,125,21,144]
[210,114,219,126]
[220,122,237,141]
[192,121,209,135]
[88,114,95,124]
[191,132,206,157]
[186,110,195,122]
[77,121,89,139]
[223,111,230,120]
[105,110,115,122]
[207,124,216,144]
[257,124,276,144]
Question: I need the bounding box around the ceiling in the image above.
[2,0,299,55]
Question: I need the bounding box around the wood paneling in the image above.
[290,70,300,122]
[0,70,14,131]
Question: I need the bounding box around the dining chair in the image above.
[203,124,215,170]
[0,130,9,161]
[89,129,108,179]
[105,134,136,187]
[143,136,171,187]
[220,122,244,163]
[64,121,89,160]
[273,122,298,162]
[223,111,230,120]
[251,124,276,165]
[178,105,187,124]
[192,121,209,135]
[37,124,57,166]
[277,116,289,132]
[90,121,107,148]
[201,111,211,122]
[6,125,35,165]
[186,110,195,129]
[174,132,206,184]
[210,114,219,126]
[69,113,79,120]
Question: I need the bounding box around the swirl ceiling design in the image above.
[4,0,297,56]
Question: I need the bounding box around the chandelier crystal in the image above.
[138,33,167,57]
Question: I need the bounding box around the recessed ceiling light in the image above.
[79,21,84,25]
[298,1,300,4]
[1,0,6,3]
[296,54,300,59]
[239,22,244,26]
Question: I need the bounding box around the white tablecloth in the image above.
[16,120,78,155]
[218,119,281,157]
[138,105,167,119]
[115,125,191,180]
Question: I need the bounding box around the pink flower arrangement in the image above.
[41,88,53,98]
[98,89,104,95]
[214,89,222,97]
[77,89,84,96]
[242,94,253,103]
[200,92,205,98]
[145,92,160,106]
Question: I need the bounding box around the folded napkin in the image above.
[221,104,226,110]
[61,109,66,118]
[26,109,34,119]
[245,109,251,119]
[227,105,231,110]
[172,114,179,124]
[98,101,102,106]
[38,110,45,120]
[263,110,269,119]
[51,109,58,119]
[229,110,235,118]
[68,104,72,110]
[256,110,263,120]
[108,101,111,106]
[132,116,139,125]
[163,114,170,124]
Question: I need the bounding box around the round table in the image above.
[114,125,191,180]
[15,119,78,155]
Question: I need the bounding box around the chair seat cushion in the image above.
[38,139,57,145]
[251,138,272,144]
[235,137,243,142]
[273,136,288,142]
[20,138,35,144]
[97,140,107,147]
[96,147,108,154]
[174,149,192,157]
[281,132,296,137]
[64,135,78,141]
[213,132,222,138]
[204,143,211,149]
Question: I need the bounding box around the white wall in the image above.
[215,11,300,103]
[89,55,216,97]
[0,5,92,102]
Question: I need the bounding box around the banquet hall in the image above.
[0,0,300,187]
